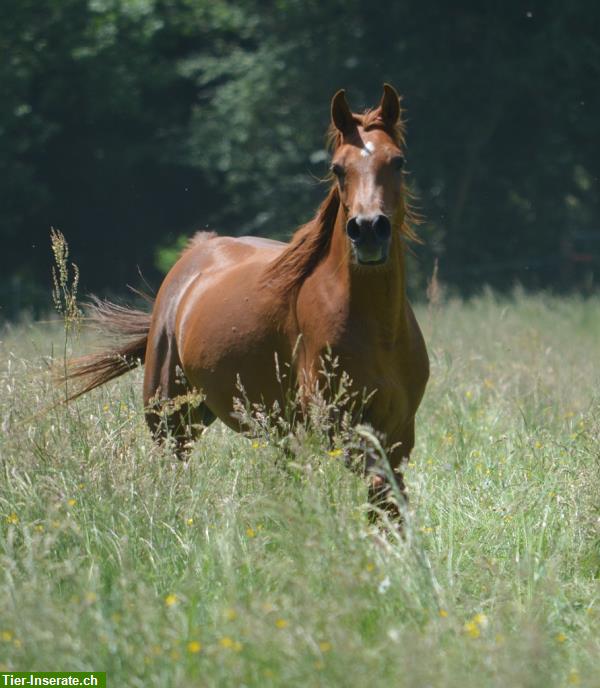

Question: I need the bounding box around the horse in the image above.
[65,84,429,513]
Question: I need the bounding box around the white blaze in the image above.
[360,141,376,158]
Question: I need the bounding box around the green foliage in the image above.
[155,234,190,275]
[1,294,599,684]
[0,1,599,314]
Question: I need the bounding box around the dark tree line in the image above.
[1,0,599,317]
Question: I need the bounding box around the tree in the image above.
[1,0,599,317]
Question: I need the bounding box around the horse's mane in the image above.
[260,185,341,295]
[260,107,419,296]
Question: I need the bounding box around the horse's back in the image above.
[151,233,284,329]
[180,232,285,273]
[173,234,286,342]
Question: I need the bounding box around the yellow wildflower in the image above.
[186,518,194,526]
[1,631,13,642]
[472,613,488,628]
[246,527,256,538]
[67,499,76,507]
[366,562,376,572]
[464,613,487,639]
[275,619,288,629]
[187,640,202,654]
[319,641,332,652]
[6,513,18,525]
[85,592,97,604]
[164,594,178,607]
[568,670,581,685]
[438,609,448,618]
[327,449,343,457]
[464,621,480,639]
[555,632,567,644]
[219,636,234,649]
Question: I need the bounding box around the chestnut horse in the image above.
[67,85,429,511]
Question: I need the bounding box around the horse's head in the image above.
[329,84,407,266]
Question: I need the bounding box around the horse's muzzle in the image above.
[346,214,392,265]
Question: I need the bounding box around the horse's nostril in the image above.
[346,218,361,242]
[373,215,391,240]
[347,215,391,243]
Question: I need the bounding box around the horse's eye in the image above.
[331,163,345,178]
[392,156,405,171]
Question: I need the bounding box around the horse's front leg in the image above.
[366,420,414,522]
[367,471,406,523]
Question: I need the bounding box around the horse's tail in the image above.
[61,296,152,402]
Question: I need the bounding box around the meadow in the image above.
[0,291,599,687]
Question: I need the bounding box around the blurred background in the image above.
[1,0,598,318]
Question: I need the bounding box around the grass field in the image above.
[1,292,599,687]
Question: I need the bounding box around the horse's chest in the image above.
[304,329,415,431]
[345,356,411,429]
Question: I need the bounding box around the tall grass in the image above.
[1,291,599,687]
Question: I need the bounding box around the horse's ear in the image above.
[331,89,355,135]
[379,83,401,127]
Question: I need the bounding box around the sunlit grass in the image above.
[1,292,599,686]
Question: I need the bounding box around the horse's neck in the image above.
[324,211,407,336]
